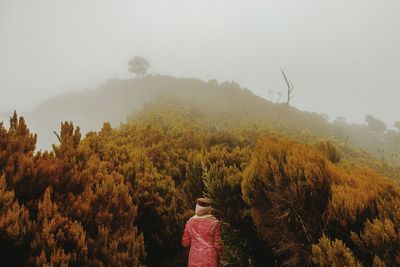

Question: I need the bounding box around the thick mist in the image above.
[1,0,399,126]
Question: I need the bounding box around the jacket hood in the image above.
[195,203,212,216]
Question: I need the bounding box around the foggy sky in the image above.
[1,0,399,127]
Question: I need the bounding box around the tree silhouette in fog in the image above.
[365,115,387,135]
[128,56,150,77]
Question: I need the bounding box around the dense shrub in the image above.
[1,107,400,266]
[242,137,333,265]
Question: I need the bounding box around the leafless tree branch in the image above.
[281,69,294,106]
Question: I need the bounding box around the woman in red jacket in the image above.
[181,198,223,267]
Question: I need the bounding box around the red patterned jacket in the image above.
[181,206,223,267]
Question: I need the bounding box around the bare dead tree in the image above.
[281,69,294,106]
[53,131,61,143]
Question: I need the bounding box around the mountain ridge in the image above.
[14,76,398,165]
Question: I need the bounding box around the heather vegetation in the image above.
[22,76,400,163]
[1,77,400,266]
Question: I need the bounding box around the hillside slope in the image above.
[2,105,400,266]
[21,75,400,173]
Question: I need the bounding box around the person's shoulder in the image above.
[209,217,219,225]
[209,216,219,222]
[190,214,217,220]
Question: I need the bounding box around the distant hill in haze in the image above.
[14,75,400,165]
[19,75,280,149]
[22,75,179,149]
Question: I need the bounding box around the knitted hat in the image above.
[196,197,212,207]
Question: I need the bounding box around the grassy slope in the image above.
[23,75,399,179]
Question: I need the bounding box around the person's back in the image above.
[182,198,222,267]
